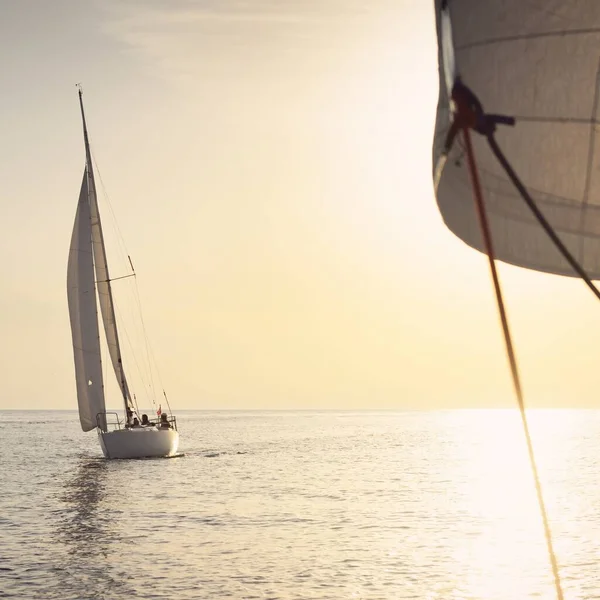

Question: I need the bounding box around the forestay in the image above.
[433,0,600,279]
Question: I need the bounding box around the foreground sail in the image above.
[67,88,180,459]
[433,0,600,279]
[429,3,598,598]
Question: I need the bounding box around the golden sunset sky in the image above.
[1,0,598,410]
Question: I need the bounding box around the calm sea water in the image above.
[1,409,599,599]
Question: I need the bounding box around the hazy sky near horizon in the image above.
[1,0,599,411]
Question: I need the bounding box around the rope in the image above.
[445,80,564,600]
[83,106,166,419]
[131,278,158,407]
[90,143,161,413]
[461,126,564,600]
[486,134,600,302]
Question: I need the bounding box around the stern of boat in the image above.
[97,412,179,459]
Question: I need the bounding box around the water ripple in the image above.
[0,409,598,598]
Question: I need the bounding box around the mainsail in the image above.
[433,0,600,279]
[67,172,107,432]
[78,92,132,407]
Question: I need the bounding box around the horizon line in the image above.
[0,407,597,412]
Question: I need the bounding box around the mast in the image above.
[78,88,132,423]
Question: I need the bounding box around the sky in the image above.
[1,0,599,411]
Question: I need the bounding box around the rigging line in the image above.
[132,394,140,419]
[130,296,156,406]
[487,135,600,302]
[86,136,156,404]
[90,147,157,404]
[132,280,158,405]
[462,126,564,600]
[131,274,164,402]
[89,150,134,274]
[444,79,564,599]
[113,300,154,407]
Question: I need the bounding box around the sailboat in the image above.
[431,2,600,598]
[67,88,179,459]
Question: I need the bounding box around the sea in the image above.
[1,409,599,600]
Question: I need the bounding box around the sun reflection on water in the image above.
[4,409,600,599]
[440,409,587,600]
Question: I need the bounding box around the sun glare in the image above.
[434,410,580,599]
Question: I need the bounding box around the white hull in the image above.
[98,427,179,459]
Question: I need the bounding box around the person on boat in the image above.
[159,413,172,429]
[126,407,134,427]
[141,414,152,427]
[132,417,141,428]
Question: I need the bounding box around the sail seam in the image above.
[456,27,600,51]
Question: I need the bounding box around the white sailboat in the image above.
[67,88,179,459]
